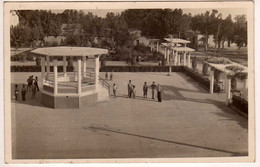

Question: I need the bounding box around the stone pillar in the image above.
[83,56,87,77]
[225,76,231,105]
[40,57,45,82]
[95,55,99,91]
[63,56,67,78]
[77,58,81,94]
[53,59,58,95]
[46,55,50,79]
[174,51,178,66]
[183,52,187,66]
[156,42,159,52]
[209,69,214,94]
[187,52,191,68]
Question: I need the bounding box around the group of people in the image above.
[105,72,113,81]
[14,75,40,101]
[112,80,162,102]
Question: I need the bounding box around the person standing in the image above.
[143,82,148,98]
[150,81,156,99]
[14,84,19,101]
[27,75,33,92]
[156,84,162,102]
[132,85,136,98]
[31,83,37,99]
[128,80,132,98]
[105,72,108,80]
[34,76,39,91]
[21,84,27,101]
[110,72,113,80]
[113,83,117,98]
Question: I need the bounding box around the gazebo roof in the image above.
[164,38,191,44]
[161,43,181,47]
[172,47,195,52]
[31,47,108,57]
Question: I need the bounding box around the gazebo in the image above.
[31,47,109,109]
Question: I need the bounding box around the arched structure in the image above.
[31,47,109,109]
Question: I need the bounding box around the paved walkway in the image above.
[11,72,248,159]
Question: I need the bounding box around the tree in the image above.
[233,15,247,50]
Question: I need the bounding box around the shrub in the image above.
[100,65,184,72]
[11,66,74,72]
[232,95,248,114]
[183,67,221,93]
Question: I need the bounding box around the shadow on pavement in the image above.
[85,125,248,157]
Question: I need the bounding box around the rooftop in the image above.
[31,47,108,58]
[164,38,191,44]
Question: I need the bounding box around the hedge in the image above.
[183,67,221,93]
[11,66,74,72]
[232,95,248,114]
[99,66,184,72]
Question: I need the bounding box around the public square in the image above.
[11,72,248,159]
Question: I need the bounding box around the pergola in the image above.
[204,59,248,104]
[172,47,195,67]
[31,46,109,108]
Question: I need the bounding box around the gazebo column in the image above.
[183,51,187,66]
[40,57,45,82]
[174,51,178,66]
[187,52,191,68]
[83,56,87,77]
[167,48,170,63]
[209,68,214,94]
[225,75,231,105]
[164,47,167,59]
[63,56,67,78]
[53,59,58,95]
[156,42,159,52]
[77,58,82,94]
[95,55,99,91]
[177,52,181,66]
[46,55,50,79]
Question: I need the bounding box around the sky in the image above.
[52,8,247,20]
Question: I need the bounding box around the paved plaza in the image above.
[11,72,248,159]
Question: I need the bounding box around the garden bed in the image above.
[100,65,184,72]
[231,95,248,115]
[11,66,74,72]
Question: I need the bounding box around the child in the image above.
[132,85,136,98]
[14,84,19,101]
[113,83,117,98]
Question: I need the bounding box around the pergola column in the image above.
[95,55,99,91]
[53,59,58,95]
[225,75,231,105]
[46,55,50,79]
[209,69,214,94]
[40,57,45,82]
[63,56,67,78]
[77,58,82,94]
[183,51,187,66]
[174,51,178,66]
[243,74,248,98]
[156,42,159,52]
[83,56,87,77]
[187,52,191,68]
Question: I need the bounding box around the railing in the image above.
[98,76,110,95]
